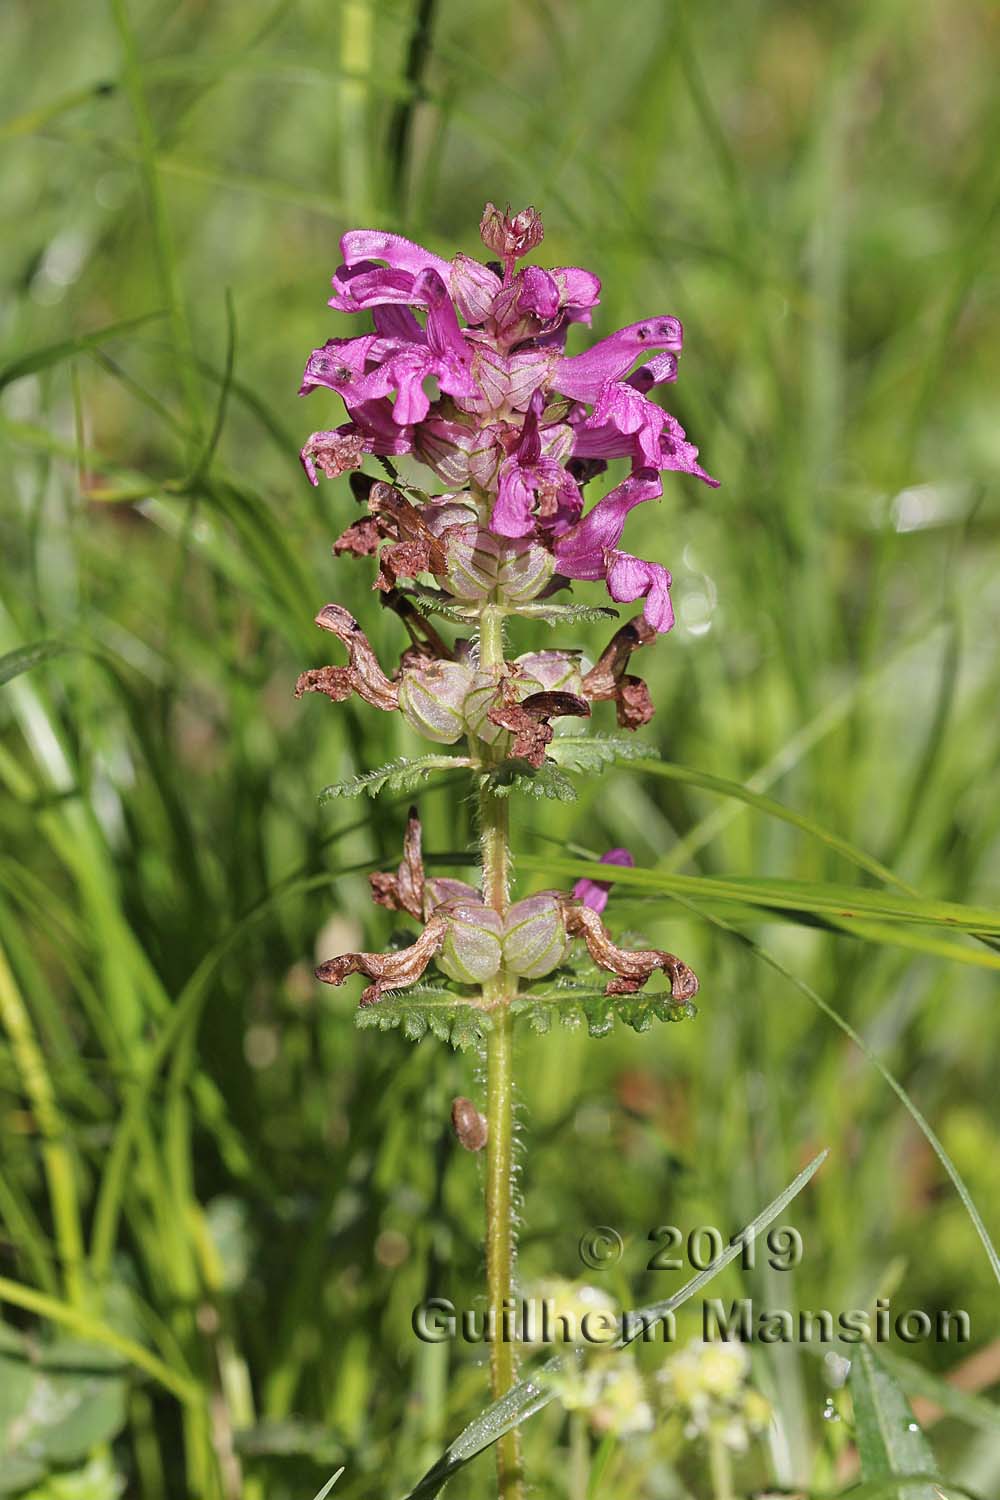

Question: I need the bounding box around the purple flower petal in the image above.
[626,352,678,392]
[555,317,684,402]
[329,232,452,312]
[591,382,667,468]
[450,254,502,323]
[492,462,538,537]
[573,847,635,914]
[346,399,415,453]
[550,266,602,316]
[606,551,674,632]
[553,469,663,579]
[299,336,378,396]
[490,393,582,538]
[417,269,474,368]
[492,265,562,345]
[340,229,452,279]
[658,414,720,487]
[372,304,425,341]
[329,264,421,312]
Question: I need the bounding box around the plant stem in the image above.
[477,602,524,1500]
[707,1427,735,1500]
[485,1003,520,1497]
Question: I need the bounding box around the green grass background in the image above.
[1,0,999,1495]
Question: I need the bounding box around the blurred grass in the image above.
[1,0,999,1495]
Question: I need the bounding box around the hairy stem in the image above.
[477,602,523,1499]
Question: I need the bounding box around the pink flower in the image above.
[606,552,674,633]
[491,393,582,537]
[572,848,635,915]
[328,230,452,311]
[298,203,717,624]
[553,470,663,578]
[553,470,675,632]
[555,318,684,403]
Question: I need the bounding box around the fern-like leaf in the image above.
[319,755,470,802]
[480,762,578,801]
[511,986,696,1038]
[547,734,657,774]
[515,602,620,626]
[355,988,493,1050]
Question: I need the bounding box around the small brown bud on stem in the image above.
[452,1097,488,1151]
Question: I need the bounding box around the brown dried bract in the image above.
[295,604,399,712]
[333,516,382,557]
[486,682,590,767]
[369,807,426,920]
[368,483,447,591]
[561,901,699,1002]
[451,1096,488,1151]
[302,430,368,480]
[315,914,447,1007]
[377,539,437,590]
[581,615,657,731]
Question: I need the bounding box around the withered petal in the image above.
[581,615,657,730]
[315,914,447,1007]
[312,604,400,711]
[561,900,699,1002]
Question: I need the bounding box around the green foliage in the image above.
[514,602,619,626]
[511,985,695,1038]
[400,1152,826,1499]
[354,987,493,1049]
[319,755,467,801]
[0,1332,127,1496]
[479,762,578,800]
[547,733,656,775]
[849,1345,940,1499]
[0,642,75,689]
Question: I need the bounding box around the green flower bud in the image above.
[496,540,554,604]
[443,524,554,605]
[502,894,570,979]
[398,661,474,743]
[437,902,504,984]
[516,650,584,696]
[462,670,509,747]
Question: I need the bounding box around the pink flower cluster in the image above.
[299,203,717,631]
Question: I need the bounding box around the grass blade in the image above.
[850,1343,940,1499]
[0,641,73,688]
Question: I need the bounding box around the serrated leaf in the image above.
[481,763,577,801]
[514,602,620,626]
[548,734,656,774]
[355,990,492,1050]
[511,987,695,1038]
[319,755,469,802]
[407,592,479,624]
[850,1344,940,1498]
[399,1151,827,1500]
